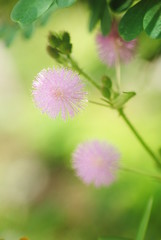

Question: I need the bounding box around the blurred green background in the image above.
[0,1,161,240]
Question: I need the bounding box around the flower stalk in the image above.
[118,108,161,168]
[67,55,101,90]
[80,72,161,169]
[120,166,161,182]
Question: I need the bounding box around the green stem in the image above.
[114,49,121,93]
[68,55,101,90]
[120,166,161,182]
[89,100,109,108]
[119,108,161,168]
[68,55,161,169]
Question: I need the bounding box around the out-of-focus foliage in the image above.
[1,0,161,47]
[136,198,153,240]
[88,0,112,36]
[56,0,77,8]
[11,0,77,26]
[143,0,161,39]
[109,0,133,13]
[118,0,147,41]
[119,0,161,41]
[98,198,153,240]
[11,0,54,25]
[0,0,76,46]
[89,0,161,40]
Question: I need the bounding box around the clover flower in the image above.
[72,140,120,187]
[96,22,137,66]
[32,67,87,120]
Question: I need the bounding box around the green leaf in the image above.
[56,0,76,8]
[21,24,35,39]
[101,5,112,35]
[0,24,18,46]
[109,0,133,13]
[119,0,150,41]
[89,0,104,32]
[38,11,52,26]
[11,0,54,25]
[136,198,153,240]
[3,25,18,47]
[143,0,161,39]
[112,92,136,109]
[0,24,6,38]
[39,2,58,26]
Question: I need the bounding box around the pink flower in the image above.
[72,140,120,187]
[96,22,137,66]
[32,67,87,120]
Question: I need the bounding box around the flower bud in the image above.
[62,31,70,43]
[101,86,111,99]
[47,46,60,59]
[48,32,61,48]
[102,75,112,88]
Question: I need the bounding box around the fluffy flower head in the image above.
[32,67,87,120]
[96,22,137,66]
[72,140,120,187]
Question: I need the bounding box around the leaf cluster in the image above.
[11,0,77,26]
[88,0,161,40]
[100,75,136,110]
[119,0,161,40]
[47,31,73,65]
[1,0,161,47]
[0,0,77,46]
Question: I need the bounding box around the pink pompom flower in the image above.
[32,67,87,120]
[72,140,120,187]
[96,22,137,66]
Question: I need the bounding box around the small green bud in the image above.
[59,42,72,54]
[48,32,61,48]
[101,86,111,99]
[62,32,70,43]
[102,75,112,89]
[47,46,60,59]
